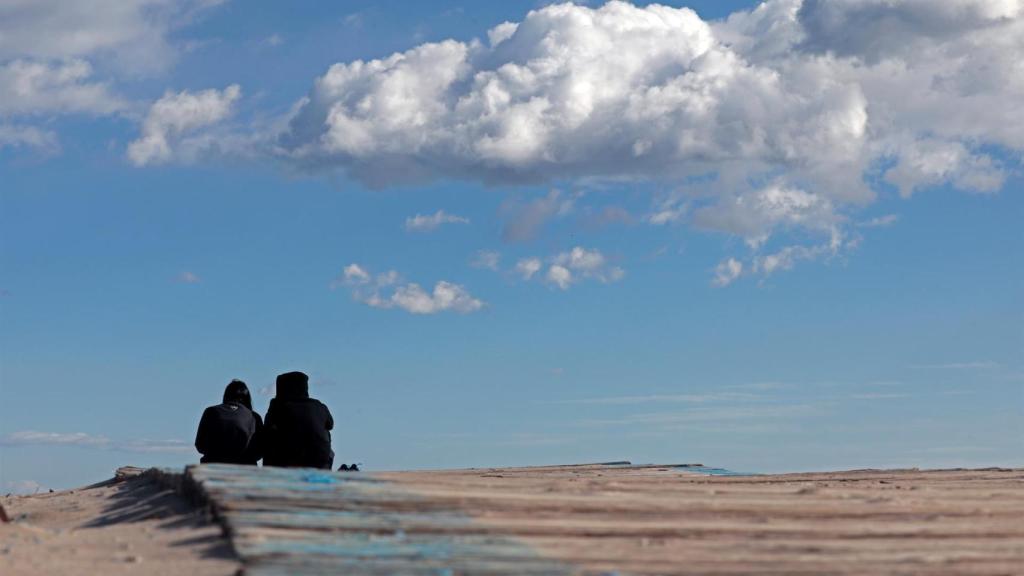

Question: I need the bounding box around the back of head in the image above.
[223,379,253,410]
[275,371,309,400]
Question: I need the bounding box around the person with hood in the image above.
[262,371,334,469]
[195,379,263,465]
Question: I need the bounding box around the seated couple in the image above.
[194,371,348,470]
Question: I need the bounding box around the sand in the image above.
[0,469,239,576]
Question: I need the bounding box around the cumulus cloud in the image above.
[404,209,470,232]
[127,84,241,166]
[269,0,1024,282]
[0,1,227,159]
[512,247,624,290]
[514,257,543,280]
[333,263,483,314]
[712,258,744,287]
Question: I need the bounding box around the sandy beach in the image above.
[0,469,239,576]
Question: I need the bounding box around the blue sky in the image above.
[1,0,1022,492]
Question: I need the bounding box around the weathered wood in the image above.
[171,463,1024,575]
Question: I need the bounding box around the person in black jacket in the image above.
[262,371,334,469]
[195,379,263,465]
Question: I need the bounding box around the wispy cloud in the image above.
[857,214,899,228]
[574,403,822,428]
[470,250,501,271]
[548,392,763,405]
[262,33,284,48]
[500,190,574,242]
[2,479,46,495]
[848,392,911,400]
[174,270,201,284]
[404,209,469,232]
[0,430,191,453]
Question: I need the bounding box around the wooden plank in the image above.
[174,463,1024,575]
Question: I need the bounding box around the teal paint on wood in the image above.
[183,463,571,575]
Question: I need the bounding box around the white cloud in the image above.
[552,247,623,282]
[0,0,226,73]
[127,84,241,166]
[648,196,688,226]
[0,430,190,453]
[340,263,371,285]
[335,263,483,315]
[514,257,542,280]
[694,184,841,249]
[271,0,1024,281]
[513,246,623,290]
[387,281,484,314]
[0,123,59,154]
[712,258,743,287]
[0,59,126,116]
[470,250,501,271]
[404,209,470,232]
[754,242,836,276]
[546,264,572,290]
[883,139,1005,198]
[0,1,226,157]
[1,431,109,447]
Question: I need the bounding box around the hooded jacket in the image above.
[262,372,334,469]
[195,380,263,465]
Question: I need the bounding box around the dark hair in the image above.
[223,379,252,410]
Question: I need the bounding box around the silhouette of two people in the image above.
[194,371,334,469]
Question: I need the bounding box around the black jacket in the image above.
[263,374,334,469]
[195,402,263,465]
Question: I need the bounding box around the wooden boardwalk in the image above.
[174,463,1024,575]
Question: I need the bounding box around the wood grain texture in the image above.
[182,463,1024,575]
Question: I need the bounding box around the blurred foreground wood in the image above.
[177,462,1024,575]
